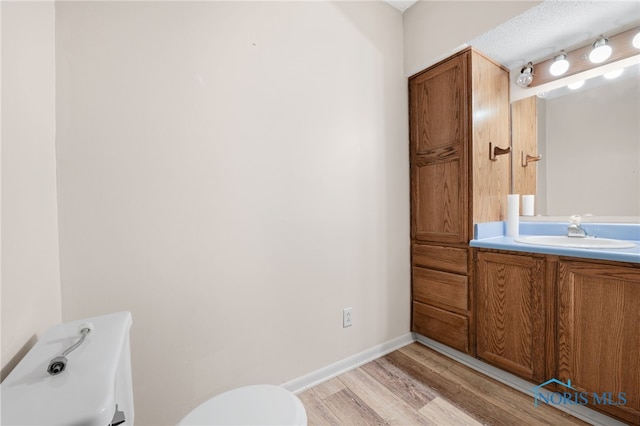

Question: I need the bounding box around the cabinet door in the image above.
[409,52,469,244]
[558,261,640,425]
[476,251,546,381]
[411,156,467,243]
[410,52,468,155]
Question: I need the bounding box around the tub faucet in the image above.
[568,215,588,238]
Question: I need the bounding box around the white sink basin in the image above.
[514,235,636,249]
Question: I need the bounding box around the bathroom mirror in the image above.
[468,1,640,220]
[534,62,640,217]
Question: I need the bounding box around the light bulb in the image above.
[589,37,612,64]
[516,63,534,87]
[604,69,623,79]
[568,80,584,90]
[633,32,640,49]
[549,53,569,76]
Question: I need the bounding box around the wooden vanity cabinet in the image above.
[409,47,510,354]
[473,250,639,425]
[475,251,548,382]
[558,260,640,425]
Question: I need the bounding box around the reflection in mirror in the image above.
[536,62,640,217]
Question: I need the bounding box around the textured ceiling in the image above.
[470,1,640,71]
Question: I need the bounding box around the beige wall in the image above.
[403,1,540,76]
[1,1,560,423]
[55,2,409,424]
[1,1,62,379]
[540,77,640,216]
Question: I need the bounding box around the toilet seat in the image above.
[179,384,307,426]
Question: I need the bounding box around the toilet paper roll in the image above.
[522,195,535,216]
[506,194,520,237]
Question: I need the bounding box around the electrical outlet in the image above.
[343,307,353,328]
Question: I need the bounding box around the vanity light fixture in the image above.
[604,68,624,79]
[522,26,639,88]
[567,80,585,90]
[589,36,612,63]
[516,62,534,87]
[549,52,569,76]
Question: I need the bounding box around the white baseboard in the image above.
[281,332,415,394]
[414,333,627,426]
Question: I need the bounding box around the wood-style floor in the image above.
[298,342,589,425]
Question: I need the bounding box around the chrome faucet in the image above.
[568,215,588,238]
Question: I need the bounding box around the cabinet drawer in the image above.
[413,301,469,353]
[413,267,468,313]
[412,244,467,275]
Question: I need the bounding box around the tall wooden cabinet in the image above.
[410,50,469,244]
[409,48,511,354]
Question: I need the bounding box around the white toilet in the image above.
[179,384,307,426]
[1,311,135,425]
[1,311,306,426]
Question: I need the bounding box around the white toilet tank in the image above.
[1,311,134,426]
